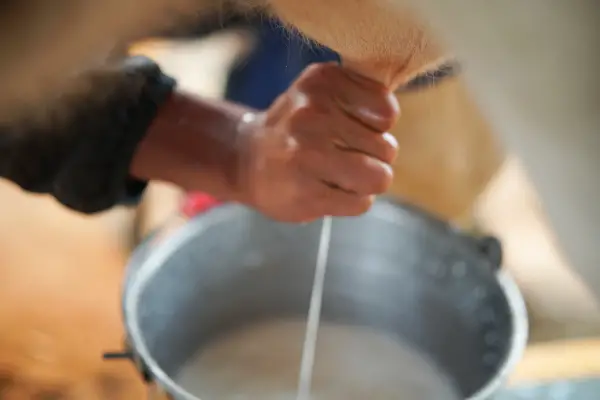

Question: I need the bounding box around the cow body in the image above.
[2,0,599,301]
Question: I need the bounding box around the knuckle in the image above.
[288,100,330,129]
[302,62,339,80]
[286,110,315,135]
[302,63,325,79]
[288,102,315,126]
[376,95,401,130]
[296,63,340,91]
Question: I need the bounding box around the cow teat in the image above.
[266,0,448,89]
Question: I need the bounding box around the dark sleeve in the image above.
[0,56,176,214]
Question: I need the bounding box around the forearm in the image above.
[130,91,256,204]
[0,52,259,214]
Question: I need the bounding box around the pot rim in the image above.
[468,269,528,400]
[123,200,528,400]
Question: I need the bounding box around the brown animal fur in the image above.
[388,76,504,223]
[0,0,445,129]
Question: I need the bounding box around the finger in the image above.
[327,194,374,217]
[297,147,394,195]
[297,63,400,132]
[336,131,398,164]
[298,178,374,217]
[292,113,399,164]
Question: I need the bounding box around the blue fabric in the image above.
[225,20,339,110]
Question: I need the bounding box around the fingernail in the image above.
[345,92,400,127]
[387,92,401,116]
[383,132,399,150]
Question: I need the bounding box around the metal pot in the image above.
[120,197,528,399]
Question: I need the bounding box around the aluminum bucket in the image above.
[121,197,528,399]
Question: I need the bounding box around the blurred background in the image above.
[0,10,599,399]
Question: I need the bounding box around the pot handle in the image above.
[103,349,154,383]
[103,348,170,399]
[473,235,503,271]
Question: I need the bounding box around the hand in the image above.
[238,62,400,222]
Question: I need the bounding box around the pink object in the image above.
[181,192,222,217]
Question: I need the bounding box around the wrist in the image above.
[233,110,264,206]
[130,90,260,204]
